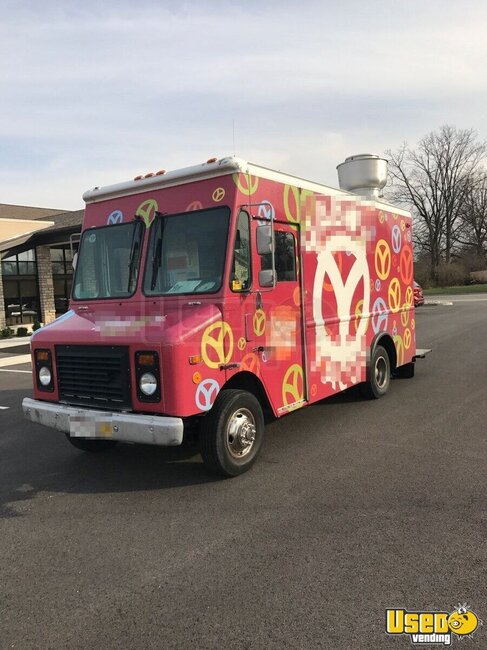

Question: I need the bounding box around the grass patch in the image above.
[423,284,487,295]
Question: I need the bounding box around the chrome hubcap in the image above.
[375,356,388,389]
[226,408,256,459]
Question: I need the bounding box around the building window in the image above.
[1,250,37,276]
[4,279,40,325]
[50,246,73,276]
[51,245,74,316]
[2,250,39,325]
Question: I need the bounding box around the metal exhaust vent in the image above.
[336,153,388,199]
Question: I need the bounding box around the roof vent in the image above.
[336,153,388,199]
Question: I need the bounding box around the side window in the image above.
[260,231,297,282]
[230,210,251,291]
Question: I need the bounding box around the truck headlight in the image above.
[35,349,54,392]
[38,366,52,386]
[139,372,157,396]
[135,350,161,402]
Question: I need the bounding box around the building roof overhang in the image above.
[0,218,55,254]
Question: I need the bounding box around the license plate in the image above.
[70,416,113,438]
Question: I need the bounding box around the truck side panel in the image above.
[225,173,415,413]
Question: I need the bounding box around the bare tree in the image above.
[457,170,487,261]
[386,126,486,282]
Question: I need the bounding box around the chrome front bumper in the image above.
[22,398,183,446]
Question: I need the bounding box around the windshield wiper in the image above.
[150,212,167,291]
[127,218,143,292]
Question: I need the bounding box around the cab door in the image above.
[250,219,306,415]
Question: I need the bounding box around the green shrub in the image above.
[32,319,42,331]
[1,327,14,339]
[17,327,29,337]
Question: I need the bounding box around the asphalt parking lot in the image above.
[1,296,486,649]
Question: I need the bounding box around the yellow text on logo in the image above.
[386,609,449,635]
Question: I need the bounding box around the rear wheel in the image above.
[361,344,391,399]
[200,389,264,477]
[65,434,118,452]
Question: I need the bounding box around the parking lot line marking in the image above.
[0,368,32,374]
[0,355,32,368]
[0,405,9,410]
[0,339,31,350]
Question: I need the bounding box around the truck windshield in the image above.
[144,207,230,295]
[73,220,144,300]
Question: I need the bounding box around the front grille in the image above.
[56,345,131,410]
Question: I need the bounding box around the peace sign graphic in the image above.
[354,299,369,334]
[186,200,203,211]
[253,309,266,337]
[375,240,391,280]
[388,278,402,314]
[393,334,405,365]
[403,328,412,350]
[391,224,402,254]
[284,184,300,223]
[201,321,234,369]
[195,378,220,411]
[257,201,275,221]
[405,286,414,308]
[136,199,159,228]
[212,187,225,202]
[399,246,413,285]
[282,364,304,406]
[371,297,388,334]
[401,304,410,327]
[240,352,261,376]
[233,173,259,196]
[107,210,123,225]
[237,337,247,351]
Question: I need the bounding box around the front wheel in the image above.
[361,344,391,399]
[199,389,264,477]
[65,434,118,452]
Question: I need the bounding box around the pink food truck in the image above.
[23,154,422,476]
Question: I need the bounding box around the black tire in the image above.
[65,434,118,452]
[361,344,391,399]
[200,389,264,477]
[394,361,415,379]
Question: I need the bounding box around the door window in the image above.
[260,231,297,282]
[230,210,251,291]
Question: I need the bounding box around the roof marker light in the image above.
[134,175,143,181]
[207,157,218,163]
[155,170,166,176]
[144,172,155,178]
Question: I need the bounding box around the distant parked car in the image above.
[413,280,425,307]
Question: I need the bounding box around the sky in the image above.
[0,0,486,210]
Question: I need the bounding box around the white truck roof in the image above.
[82,156,410,217]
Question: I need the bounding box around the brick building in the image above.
[0,204,83,329]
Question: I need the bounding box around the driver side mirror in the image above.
[256,224,272,255]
